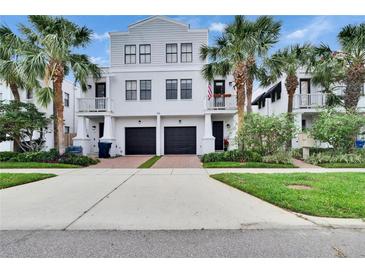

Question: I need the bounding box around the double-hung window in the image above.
[181,43,192,63]
[139,44,151,64]
[166,79,178,100]
[180,79,192,99]
[64,92,70,107]
[166,43,178,63]
[126,80,137,100]
[125,45,136,64]
[140,80,152,100]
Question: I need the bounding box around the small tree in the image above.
[0,101,51,152]
[309,109,365,153]
[237,113,297,156]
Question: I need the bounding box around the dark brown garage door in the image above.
[125,127,156,155]
[164,127,196,154]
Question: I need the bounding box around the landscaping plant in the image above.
[237,113,297,156]
[0,101,51,152]
[309,109,365,154]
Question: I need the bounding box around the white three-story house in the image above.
[252,69,365,148]
[74,16,237,156]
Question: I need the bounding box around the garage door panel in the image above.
[164,127,196,154]
[125,127,156,155]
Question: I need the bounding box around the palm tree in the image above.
[260,44,312,114]
[14,16,101,153]
[306,44,345,107]
[245,16,281,113]
[0,26,37,101]
[337,23,365,111]
[200,16,281,128]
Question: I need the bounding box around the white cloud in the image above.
[90,56,109,66]
[92,32,109,41]
[286,17,332,42]
[209,22,227,32]
[171,16,202,28]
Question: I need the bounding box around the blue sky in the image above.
[1,15,365,70]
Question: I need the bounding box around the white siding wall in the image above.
[110,17,207,68]
[0,79,79,151]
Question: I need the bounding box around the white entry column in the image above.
[100,115,117,156]
[202,113,215,154]
[156,113,161,156]
[73,116,91,155]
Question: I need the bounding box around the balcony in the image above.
[294,93,326,109]
[204,94,237,112]
[77,97,113,113]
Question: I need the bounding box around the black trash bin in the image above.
[98,142,112,158]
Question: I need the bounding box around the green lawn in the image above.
[0,162,80,169]
[203,161,296,168]
[138,156,162,168]
[0,173,56,189]
[318,163,365,168]
[211,172,365,218]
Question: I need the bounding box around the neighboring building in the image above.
[252,69,365,148]
[0,79,80,152]
[74,16,237,156]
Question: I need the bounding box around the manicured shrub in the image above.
[237,113,297,156]
[0,151,19,162]
[262,151,293,164]
[306,152,365,165]
[201,149,261,163]
[309,109,365,154]
[10,149,59,163]
[59,153,99,166]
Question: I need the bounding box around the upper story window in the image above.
[300,79,311,94]
[181,43,192,63]
[180,79,192,99]
[125,45,136,64]
[96,83,106,98]
[140,80,152,100]
[166,79,178,100]
[64,126,70,134]
[26,90,33,100]
[166,43,178,63]
[126,80,137,100]
[139,44,151,64]
[64,92,70,107]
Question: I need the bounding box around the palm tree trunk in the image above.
[9,83,21,152]
[344,64,364,112]
[53,76,65,154]
[285,75,299,150]
[246,76,253,113]
[234,62,246,129]
[245,57,255,113]
[52,82,59,151]
[9,83,20,101]
[285,75,299,114]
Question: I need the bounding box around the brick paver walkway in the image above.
[292,158,322,169]
[152,155,202,168]
[90,156,152,168]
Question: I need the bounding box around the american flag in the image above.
[207,84,213,100]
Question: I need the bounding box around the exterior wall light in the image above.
[226,123,231,128]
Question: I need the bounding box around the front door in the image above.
[214,80,225,108]
[99,122,104,139]
[300,79,311,107]
[213,121,224,150]
[95,83,106,110]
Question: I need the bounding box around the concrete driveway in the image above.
[2,168,364,230]
[152,155,202,168]
[0,168,321,230]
